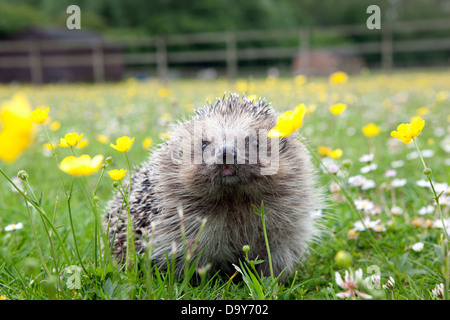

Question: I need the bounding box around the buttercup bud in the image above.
[335,250,353,268]
[17,170,28,181]
[242,245,250,253]
[423,168,432,176]
[112,181,119,188]
[105,156,113,165]
[342,159,353,169]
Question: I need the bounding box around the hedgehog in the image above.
[105,93,322,280]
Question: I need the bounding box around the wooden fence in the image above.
[0,19,449,83]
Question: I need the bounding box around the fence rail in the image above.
[0,19,449,83]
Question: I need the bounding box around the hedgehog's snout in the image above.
[216,145,237,165]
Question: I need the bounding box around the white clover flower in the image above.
[438,195,449,206]
[434,182,449,195]
[335,268,372,300]
[434,127,446,137]
[411,242,424,252]
[328,163,340,174]
[418,205,435,215]
[348,175,367,187]
[384,169,397,178]
[416,179,429,188]
[391,160,405,168]
[406,151,419,160]
[440,135,450,153]
[360,163,378,174]
[329,182,341,193]
[432,283,444,299]
[432,218,450,233]
[391,206,403,215]
[369,205,382,216]
[421,149,434,158]
[4,222,23,232]
[382,276,396,290]
[391,178,407,188]
[361,179,376,190]
[366,273,381,290]
[359,153,374,163]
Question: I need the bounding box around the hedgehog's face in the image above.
[171,101,283,193]
[198,116,261,187]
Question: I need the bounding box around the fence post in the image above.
[298,28,310,75]
[226,32,237,79]
[381,24,393,71]
[29,41,43,84]
[156,36,168,81]
[92,41,105,83]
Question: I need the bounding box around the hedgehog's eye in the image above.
[202,141,210,150]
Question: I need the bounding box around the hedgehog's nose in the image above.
[219,145,237,164]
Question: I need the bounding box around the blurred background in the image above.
[0,0,449,83]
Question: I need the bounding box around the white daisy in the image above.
[348,175,367,187]
[354,198,375,213]
[384,169,397,178]
[353,217,381,232]
[391,206,403,215]
[359,153,374,163]
[361,179,376,190]
[421,149,434,158]
[360,163,378,174]
[391,178,407,188]
[418,205,435,215]
[391,160,405,168]
[4,222,23,232]
[411,242,424,252]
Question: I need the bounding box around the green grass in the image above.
[0,70,449,300]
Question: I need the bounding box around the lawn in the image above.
[0,70,449,300]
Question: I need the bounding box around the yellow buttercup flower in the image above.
[329,103,347,115]
[317,146,342,158]
[267,104,306,138]
[142,137,153,149]
[76,138,89,149]
[305,104,317,115]
[96,134,109,144]
[159,132,171,140]
[0,93,35,163]
[31,107,49,125]
[318,146,332,157]
[58,132,84,148]
[391,117,425,144]
[50,120,61,131]
[60,154,104,176]
[236,80,248,92]
[416,107,430,117]
[330,148,343,159]
[294,75,307,86]
[329,71,348,84]
[43,142,56,151]
[158,87,170,98]
[110,136,135,153]
[435,91,447,103]
[362,123,380,138]
[108,169,127,181]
